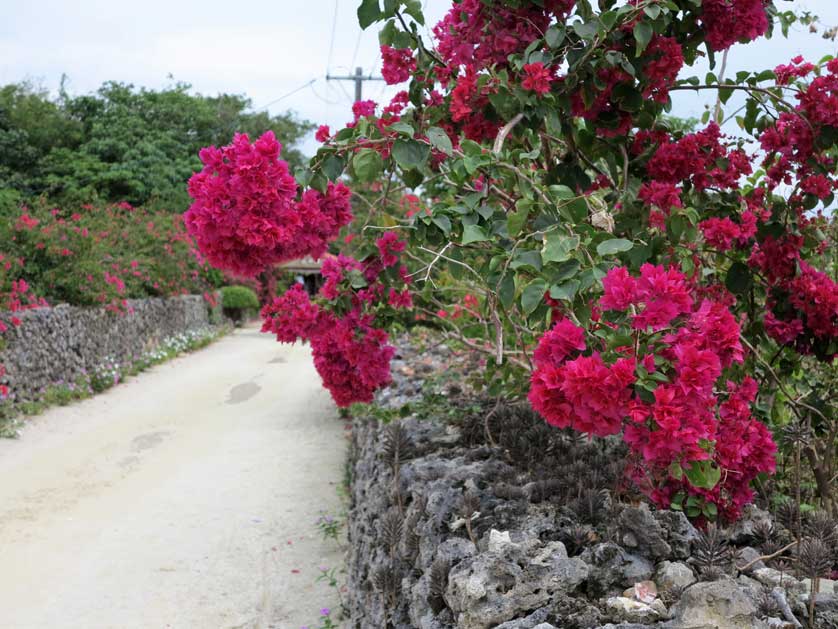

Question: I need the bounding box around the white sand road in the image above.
[0,326,347,629]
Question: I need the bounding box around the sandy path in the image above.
[0,326,347,629]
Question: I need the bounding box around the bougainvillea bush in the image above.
[0,199,219,402]
[187,0,838,522]
[0,200,217,311]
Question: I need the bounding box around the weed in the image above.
[315,566,347,619]
[316,513,343,544]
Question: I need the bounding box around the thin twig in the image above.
[713,49,729,122]
[736,540,799,572]
[493,113,524,155]
[740,335,831,425]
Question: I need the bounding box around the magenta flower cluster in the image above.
[261,233,412,407]
[185,131,352,277]
[529,265,776,521]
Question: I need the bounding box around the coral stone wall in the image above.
[0,295,215,402]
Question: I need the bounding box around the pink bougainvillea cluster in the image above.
[432,0,575,69]
[759,58,838,187]
[529,265,776,521]
[655,58,838,358]
[0,270,48,399]
[0,276,47,332]
[380,46,416,85]
[644,123,752,193]
[184,131,353,277]
[261,233,412,407]
[700,0,770,52]
[626,61,838,361]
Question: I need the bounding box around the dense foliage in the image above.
[221,285,260,310]
[0,200,218,311]
[189,1,838,522]
[0,81,312,209]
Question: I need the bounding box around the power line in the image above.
[350,29,363,70]
[366,47,380,75]
[335,79,355,104]
[326,0,339,73]
[309,82,342,106]
[254,79,316,111]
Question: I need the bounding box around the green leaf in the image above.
[572,20,598,40]
[542,232,579,263]
[669,214,686,241]
[427,126,453,156]
[461,224,489,245]
[294,167,313,187]
[549,259,580,283]
[402,169,424,188]
[402,0,425,24]
[507,203,531,237]
[347,268,368,289]
[545,25,565,48]
[322,154,345,181]
[378,19,398,46]
[685,460,722,490]
[549,279,580,301]
[565,198,589,223]
[548,185,575,200]
[357,0,382,29]
[387,121,415,137]
[510,250,542,271]
[498,273,515,308]
[522,279,548,314]
[643,4,661,19]
[309,170,328,193]
[725,262,752,295]
[612,83,643,112]
[460,139,483,157]
[476,203,494,221]
[352,149,383,183]
[596,238,633,256]
[633,21,653,56]
[600,10,618,30]
[392,139,430,170]
[432,215,451,236]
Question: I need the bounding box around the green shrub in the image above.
[0,80,312,209]
[221,285,260,310]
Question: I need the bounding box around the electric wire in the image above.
[350,29,363,70]
[326,0,339,74]
[336,80,355,104]
[254,79,316,111]
[309,82,342,106]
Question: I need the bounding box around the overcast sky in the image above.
[2,0,837,156]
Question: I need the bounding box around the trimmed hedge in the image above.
[220,285,260,310]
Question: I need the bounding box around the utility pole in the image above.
[326,67,385,102]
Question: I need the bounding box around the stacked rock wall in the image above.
[345,338,838,629]
[0,295,214,401]
[346,416,838,629]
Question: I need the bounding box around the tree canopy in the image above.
[0,80,312,210]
